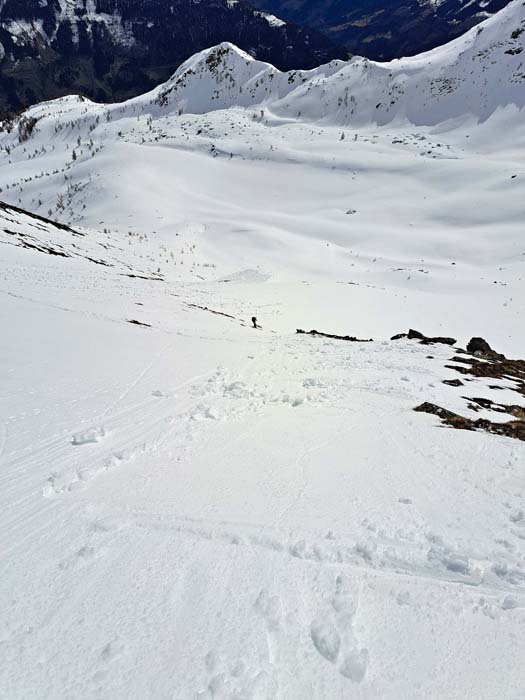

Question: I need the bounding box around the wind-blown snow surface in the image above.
[1,3,525,698]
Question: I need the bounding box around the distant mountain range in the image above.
[251,0,514,60]
[0,0,344,112]
[136,2,525,127]
[0,0,515,113]
[10,1,524,136]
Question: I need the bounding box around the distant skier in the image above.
[251,316,258,329]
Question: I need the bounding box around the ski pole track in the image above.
[42,398,194,497]
[0,422,7,462]
[0,343,293,568]
[0,374,226,560]
[1,363,231,501]
[96,337,176,421]
[64,344,282,495]
[0,392,161,484]
[0,500,80,558]
[275,435,336,529]
[0,396,166,495]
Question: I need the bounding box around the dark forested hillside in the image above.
[251,0,513,60]
[0,0,345,111]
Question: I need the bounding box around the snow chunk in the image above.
[71,426,106,445]
[501,595,518,610]
[190,404,218,421]
[428,544,471,575]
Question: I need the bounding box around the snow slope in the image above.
[1,3,525,699]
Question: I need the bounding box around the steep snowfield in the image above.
[1,3,525,699]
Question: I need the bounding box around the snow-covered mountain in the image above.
[152,3,525,126]
[252,0,514,60]
[8,0,522,140]
[1,3,525,699]
[0,0,344,111]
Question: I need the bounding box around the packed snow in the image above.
[0,2,524,698]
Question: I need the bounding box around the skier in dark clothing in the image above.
[251,316,258,329]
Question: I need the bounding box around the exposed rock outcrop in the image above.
[391,329,456,346]
[297,329,373,342]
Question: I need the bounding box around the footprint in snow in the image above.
[310,574,369,683]
[43,448,133,497]
[196,647,276,699]
[254,587,302,679]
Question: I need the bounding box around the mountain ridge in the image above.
[54,0,524,128]
[145,1,524,127]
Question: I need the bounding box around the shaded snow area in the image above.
[1,2,525,698]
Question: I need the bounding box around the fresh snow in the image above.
[1,2,525,698]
